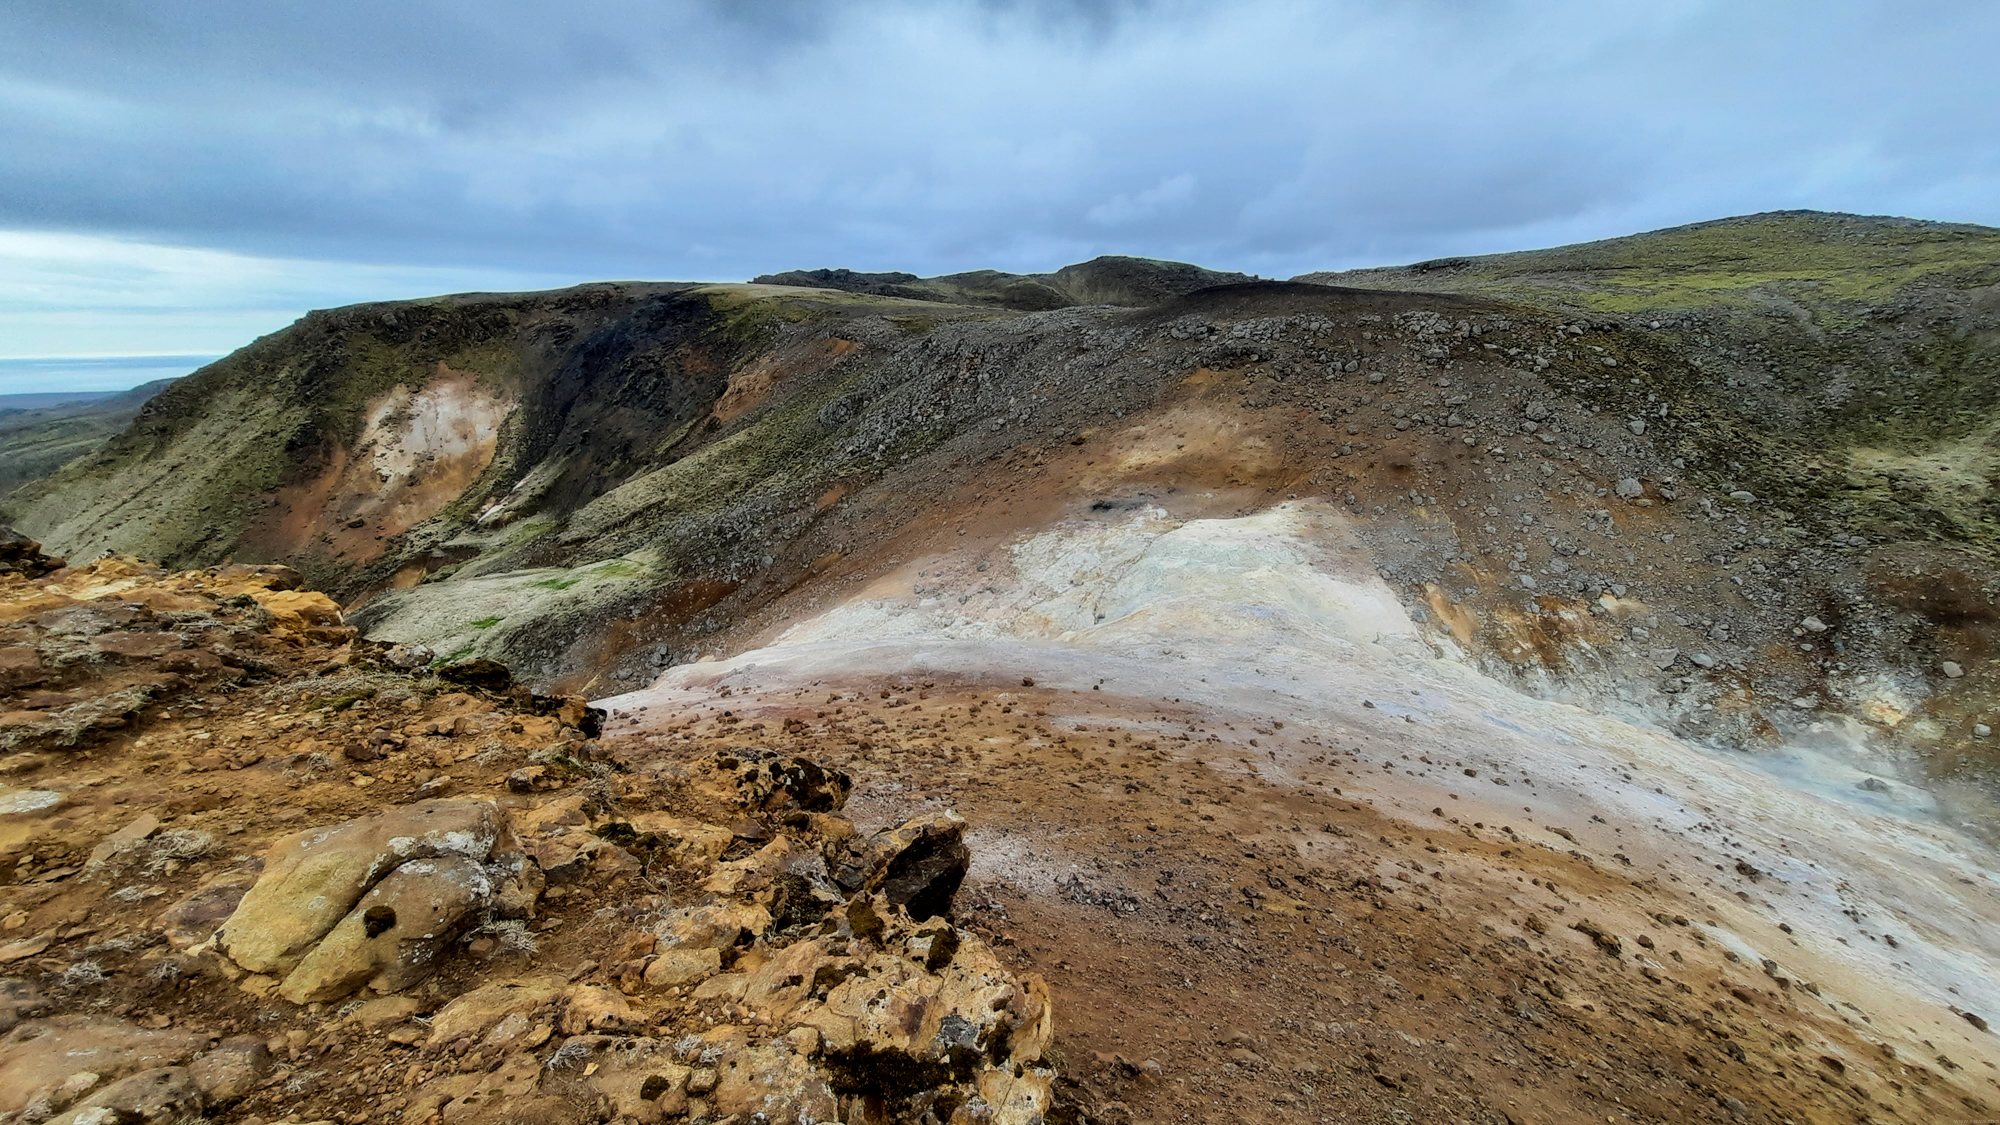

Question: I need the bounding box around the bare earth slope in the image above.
[5,213,2000,1123]
[0,543,1993,1125]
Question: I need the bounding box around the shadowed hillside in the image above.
[3,216,2000,1124]
[0,379,178,494]
[7,221,2000,813]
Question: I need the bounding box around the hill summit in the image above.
[1,211,1998,1124]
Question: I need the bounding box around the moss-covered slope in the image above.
[1298,211,2000,552]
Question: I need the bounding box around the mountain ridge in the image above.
[6,211,1999,800]
[3,210,2000,1124]
[751,253,1256,310]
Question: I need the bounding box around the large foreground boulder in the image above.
[214,799,526,1003]
[217,799,503,975]
[524,817,1052,1125]
[468,769,1057,1125]
[278,854,495,1003]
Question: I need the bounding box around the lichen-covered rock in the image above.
[615,811,735,868]
[486,848,544,920]
[752,921,1055,1119]
[277,854,494,1003]
[653,900,771,953]
[217,799,502,975]
[294,752,1055,1125]
[678,1025,837,1124]
[597,909,1054,1125]
[543,1034,700,1120]
[556,986,645,1036]
[642,946,722,987]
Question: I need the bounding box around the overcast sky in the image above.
[3,0,1996,386]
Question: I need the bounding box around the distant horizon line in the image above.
[0,352,222,363]
[0,354,213,396]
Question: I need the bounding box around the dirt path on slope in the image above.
[604,680,2000,1125]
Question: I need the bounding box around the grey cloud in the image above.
[3,0,1997,283]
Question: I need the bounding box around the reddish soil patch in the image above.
[245,373,509,568]
[603,684,2000,1125]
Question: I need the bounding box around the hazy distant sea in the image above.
[0,355,220,398]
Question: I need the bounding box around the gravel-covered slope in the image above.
[6,219,1999,822]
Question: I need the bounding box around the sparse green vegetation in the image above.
[888,315,939,336]
[1310,212,2000,318]
[1305,211,2000,556]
